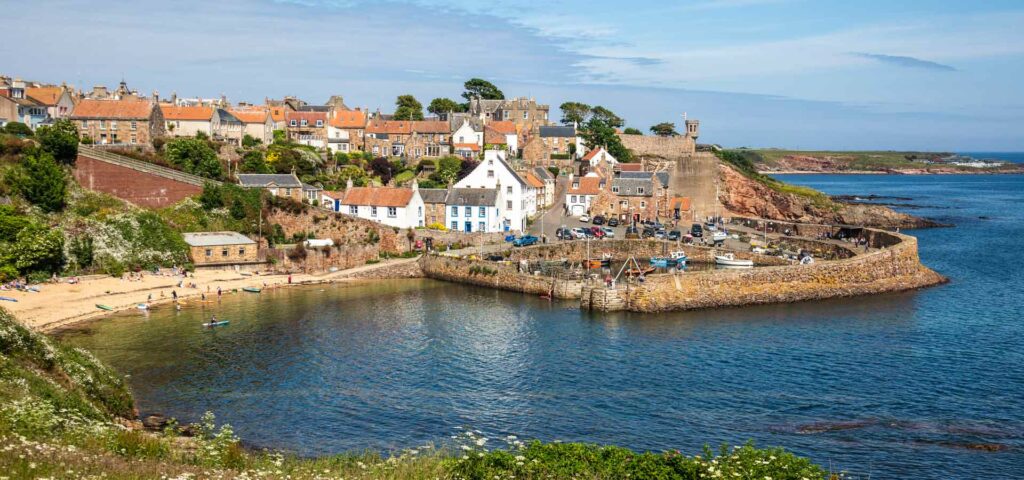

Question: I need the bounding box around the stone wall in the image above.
[505,240,790,266]
[335,259,424,279]
[604,231,945,312]
[73,153,202,208]
[419,255,585,299]
[618,134,696,160]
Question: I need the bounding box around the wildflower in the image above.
[476,437,488,446]
[461,445,472,451]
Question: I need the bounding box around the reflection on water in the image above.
[61,174,1024,479]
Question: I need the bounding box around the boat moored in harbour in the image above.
[715,253,754,268]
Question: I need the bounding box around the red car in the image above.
[590,226,606,238]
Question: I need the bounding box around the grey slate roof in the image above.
[297,105,330,112]
[655,171,669,188]
[445,188,498,206]
[214,108,241,124]
[618,170,669,188]
[301,182,321,192]
[418,188,449,204]
[183,231,256,247]
[611,177,654,196]
[539,125,575,138]
[237,173,302,188]
[532,166,554,181]
[449,113,483,132]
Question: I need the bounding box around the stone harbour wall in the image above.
[507,240,791,266]
[420,255,585,299]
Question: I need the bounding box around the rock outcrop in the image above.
[718,165,942,229]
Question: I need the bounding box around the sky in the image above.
[4,0,1024,151]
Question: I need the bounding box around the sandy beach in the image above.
[2,259,418,333]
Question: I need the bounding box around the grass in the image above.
[0,306,838,479]
[716,150,838,210]
[746,148,1018,172]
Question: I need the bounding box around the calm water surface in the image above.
[62,174,1024,479]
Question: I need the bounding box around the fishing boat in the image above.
[586,254,612,269]
[715,253,754,267]
[242,287,262,293]
[203,320,230,328]
[670,251,688,265]
[0,296,18,303]
[95,304,113,311]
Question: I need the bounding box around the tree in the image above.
[623,127,643,135]
[241,134,261,148]
[7,222,65,275]
[432,156,462,185]
[650,122,678,137]
[4,151,67,213]
[3,122,32,136]
[240,150,272,174]
[559,102,591,126]
[36,119,79,165]
[337,164,368,187]
[272,129,288,144]
[428,97,465,116]
[393,95,424,121]
[166,138,223,179]
[590,106,624,129]
[462,78,504,102]
[198,183,224,210]
[580,118,632,163]
[369,157,397,184]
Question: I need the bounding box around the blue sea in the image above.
[958,152,1024,163]
[62,174,1024,479]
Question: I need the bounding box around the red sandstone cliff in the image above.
[718,165,941,229]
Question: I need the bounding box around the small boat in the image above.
[712,231,729,243]
[136,303,150,310]
[0,296,18,302]
[626,266,656,276]
[203,320,230,328]
[96,304,114,311]
[715,253,754,268]
[242,287,262,293]
[670,251,688,265]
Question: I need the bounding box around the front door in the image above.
[464,222,472,232]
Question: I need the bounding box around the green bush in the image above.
[4,150,67,212]
[35,119,79,165]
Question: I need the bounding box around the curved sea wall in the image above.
[420,229,946,312]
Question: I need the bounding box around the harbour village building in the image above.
[183,231,258,266]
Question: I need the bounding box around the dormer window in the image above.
[301,119,308,126]
[316,120,323,127]
[612,186,619,193]
[572,182,579,189]
[637,187,645,195]
[290,120,297,127]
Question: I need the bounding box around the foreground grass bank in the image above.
[0,307,832,479]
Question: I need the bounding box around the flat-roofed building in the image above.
[183,231,258,266]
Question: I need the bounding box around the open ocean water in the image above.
[62,174,1024,479]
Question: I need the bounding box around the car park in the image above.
[691,223,704,238]
[512,235,539,247]
[667,230,681,241]
[590,226,606,238]
[607,218,619,227]
[655,229,666,239]
[571,227,588,239]
[642,227,656,238]
[625,226,640,239]
[601,227,615,238]
[592,215,605,225]
[556,227,574,241]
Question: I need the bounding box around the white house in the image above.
[454,150,536,232]
[445,188,502,233]
[582,146,618,167]
[339,180,425,228]
[452,119,483,147]
[565,173,604,216]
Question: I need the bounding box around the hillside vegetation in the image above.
[742,148,1020,173]
[0,307,832,479]
[715,149,837,210]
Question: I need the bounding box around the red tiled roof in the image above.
[285,111,327,124]
[342,187,414,207]
[329,109,366,128]
[366,119,448,134]
[618,163,644,172]
[484,126,508,145]
[269,106,287,122]
[487,120,516,134]
[454,143,480,151]
[582,147,603,161]
[411,120,449,134]
[161,105,214,121]
[71,99,154,120]
[568,176,603,195]
[26,87,64,106]
[229,109,270,124]
[525,172,545,188]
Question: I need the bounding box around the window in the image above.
[458,136,464,143]
[372,145,379,155]
[205,249,212,257]
[503,111,509,120]
[221,248,229,257]
[572,182,579,189]
[370,206,378,217]
[640,201,646,208]
[478,221,486,231]
[349,205,358,214]
[130,134,137,144]
[571,195,577,203]
[523,111,528,119]
[612,186,619,193]
[81,120,88,129]
[637,187,645,195]
[110,121,118,130]
[387,207,397,217]
[487,170,494,178]
[487,159,493,165]
[99,120,106,130]
[506,200,512,210]
[290,120,297,127]
[451,221,458,230]
[131,121,137,131]
[316,120,323,127]
[301,119,308,126]
[478,207,485,217]
[506,186,512,194]
[426,144,439,157]
[239,248,246,255]
[464,207,471,217]
[451,206,458,217]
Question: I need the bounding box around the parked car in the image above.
[590,226,606,238]
[601,227,615,238]
[512,235,539,247]
[691,223,704,238]
[486,254,505,262]
[607,217,620,227]
[625,226,640,239]
[592,215,605,225]
[571,227,588,239]
[655,229,666,239]
[652,221,664,230]
[642,227,656,239]
[667,230,681,241]
[555,227,574,241]
[579,214,590,223]
[704,221,718,232]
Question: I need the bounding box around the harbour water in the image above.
[61,174,1024,479]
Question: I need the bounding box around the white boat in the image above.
[715,253,754,267]
[670,251,688,264]
[712,231,729,243]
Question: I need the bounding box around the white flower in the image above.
[475,438,488,446]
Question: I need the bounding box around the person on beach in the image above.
[217,287,222,297]
[147,293,152,303]
[172,290,177,301]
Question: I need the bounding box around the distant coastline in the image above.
[740,149,1024,175]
